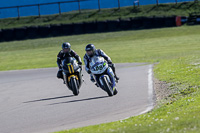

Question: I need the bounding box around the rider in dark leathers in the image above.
[83,44,119,84]
[57,42,82,80]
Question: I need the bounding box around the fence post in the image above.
[38,4,41,17]
[118,0,120,9]
[78,0,81,13]
[17,6,20,19]
[175,0,177,5]
[134,0,140,8]
[58,2,61,15]
[138,0,140,7]
[156,0,159,6]
[98,0,101,11]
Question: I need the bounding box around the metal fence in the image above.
[0,0,197,19]
[0,0,91,19]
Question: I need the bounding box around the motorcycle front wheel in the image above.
[70,77,79,96]
[101,76,114,96]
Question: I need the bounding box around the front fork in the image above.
[106,67,116,90]
[62,71,67,83]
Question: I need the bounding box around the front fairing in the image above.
[62,57,79,74]
[89,56,108,74]
[62,57,83,90]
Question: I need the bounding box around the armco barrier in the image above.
[154,17,166,28]
[176,16,188,26]
[61,24,74,35]
[197,16,200,24]
[187,13,200,25]
[181,16,188,25]
[0,29,2,41]
[26,26,39,39]
[84,21,97,33]
[119,18,132,30]
[0,16,179,42]
[49,24,63,37]
[96,21,107,32]
[73,22,85,34]
[38,25,51,37]
[164,16,176,27]
[142,17,154,29]
[14,27,27,40]
[2,28,15,41]
[130,17,144,29]
[107,19,120,31]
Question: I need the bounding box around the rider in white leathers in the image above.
[83,44,119,83]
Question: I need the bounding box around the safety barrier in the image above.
[61,24,74,35]
[0,16,181,42]
[96,21,107,32]
[187,12,200,25]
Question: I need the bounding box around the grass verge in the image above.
[0,1,200,29]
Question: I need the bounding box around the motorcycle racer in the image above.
[83,44,119,84]
[57,42,82,81]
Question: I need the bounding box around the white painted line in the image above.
[139,64,154,115]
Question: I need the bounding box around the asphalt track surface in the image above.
[0,63,154,133]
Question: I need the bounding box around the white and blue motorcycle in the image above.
[89,56,118,96]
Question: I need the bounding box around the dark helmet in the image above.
[85,44,96,57]
[62,42,71,49]
[62,42,71,53]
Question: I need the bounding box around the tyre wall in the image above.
[0,16,178,42]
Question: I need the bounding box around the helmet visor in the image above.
[86,50,94,56]
[63,48,70,53]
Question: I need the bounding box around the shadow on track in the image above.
[48,96,109,105]
[23,95,74,103]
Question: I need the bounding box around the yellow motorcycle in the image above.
[62,57,83,96]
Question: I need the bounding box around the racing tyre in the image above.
[70,77,79,96]
[102,76,113,96]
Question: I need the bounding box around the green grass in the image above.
[0,1,200,29]
[1,25,200,132]
[1,25,200,71]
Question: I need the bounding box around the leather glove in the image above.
[108,61,113,67]
[78,62,82,65]
[78,62,82,69]
[108,60,112,65]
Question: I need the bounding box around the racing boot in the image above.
[109,63,119,82]
[90,74,95,83]
[113,88,118,95]
[114,72,119,83]
[95,83,100,87]
[114,74,119,81]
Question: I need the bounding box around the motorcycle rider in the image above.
[83,44,119,84]
[57,42,82,81]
